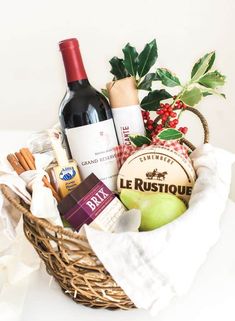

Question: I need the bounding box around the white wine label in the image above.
[117,145,196,203]
[66,119,118,191]
[112,105,146,145]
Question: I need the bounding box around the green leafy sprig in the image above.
[104,40,226,144]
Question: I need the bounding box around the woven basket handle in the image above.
[178,107,209,151]
[155,106,209,152]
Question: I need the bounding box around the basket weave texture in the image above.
[1,184,135,309]
[1,107,209,309]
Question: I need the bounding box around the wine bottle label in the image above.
[65,119,118,191]
[112,105,146,145]
[117,145,196,203]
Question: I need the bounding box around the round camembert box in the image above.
[117,145,196,203]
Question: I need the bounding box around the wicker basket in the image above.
[0,107,209,310]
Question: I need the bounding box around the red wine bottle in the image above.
[59,38,118,191]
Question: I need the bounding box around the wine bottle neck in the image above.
[59,38,88,83]
[68,79,90,90]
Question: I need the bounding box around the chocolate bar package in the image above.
[58,173,126,232]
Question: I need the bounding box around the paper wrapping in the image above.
[106,76,139,108]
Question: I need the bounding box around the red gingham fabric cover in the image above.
[114,138,190,170]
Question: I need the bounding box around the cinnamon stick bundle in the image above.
[7,147,61,202]
[7,154,25,175]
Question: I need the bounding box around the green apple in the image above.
[120,189,187,231]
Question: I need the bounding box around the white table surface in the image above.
[20,200,235,321]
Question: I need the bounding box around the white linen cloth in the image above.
[85,144,235,315]
[0,170,40,321]
[0,157,62,321]
[20,170,62,226]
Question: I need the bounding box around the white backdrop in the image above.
[0,0,234,199]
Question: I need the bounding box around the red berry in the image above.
[169,121,176,128]
[173,119,179,125]
[148,125,153,130]
[142,111,150,120]
[155,129,160,134]
[179,101,183,108]
[178,127,188,134]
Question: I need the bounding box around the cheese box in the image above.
[117,145,196,203]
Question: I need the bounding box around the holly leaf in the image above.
[199,71,225,89]
[138,39,158,78]
[200,86,226,98]
[101,88,109,98]
[205,51,216,73]
[122,43,139,77]
[138,73,156,90]
[157,129,183,141]
[156,68,181,87]
[181,87,202,106]
[202,92,212,97]
[140,89,172,111]
[109,57,129,80]
[191,51,215,81]
[129,134,151,147]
